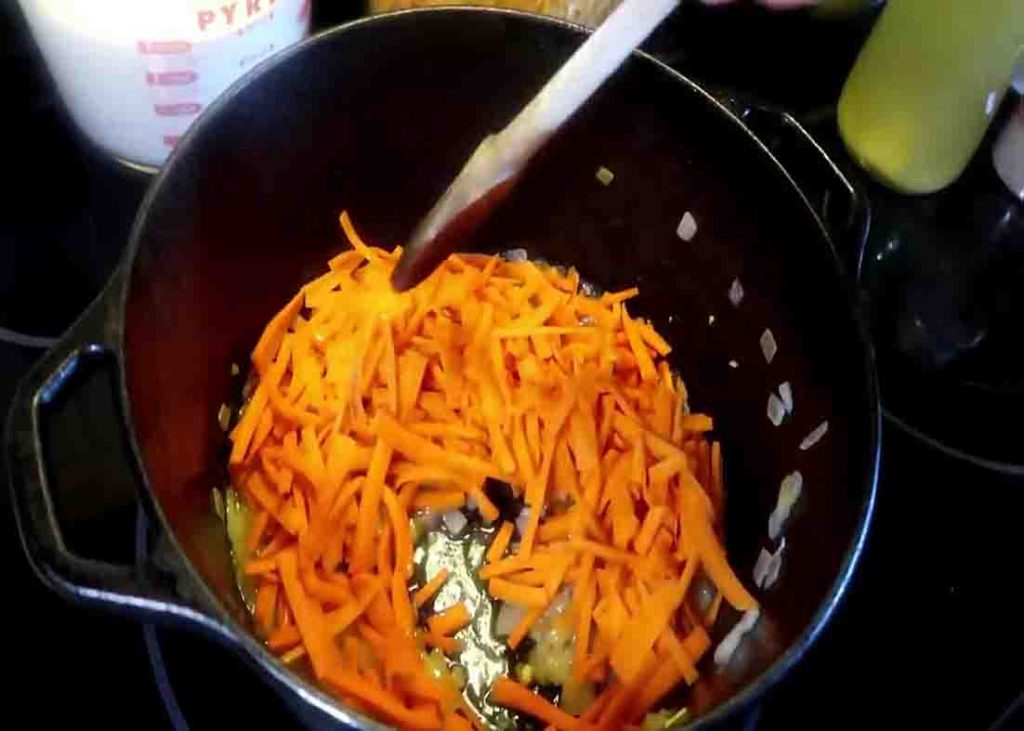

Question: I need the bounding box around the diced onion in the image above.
[217,403,231,431]
[545,587,572,619]
[799,420,829,451]
[676,211,698,241]
[768,471,803,542]
[728,359,739,369]
[728,278,744,307]
[778,381,793,415]
[714,607,760,667]
[494,602,526,637]
[442,510,467,537]
[515,506,531,538]
[504,248,529,262]
[692,575,717,615]
[752,538,785,590]
[767,393,785,427]
[596,166,615,185]
[211,488,225,522]
[760,328,778,364]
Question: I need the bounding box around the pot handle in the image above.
[4,281,223,632]
[714,92,871,281]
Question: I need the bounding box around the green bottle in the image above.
[838,0,1024,194]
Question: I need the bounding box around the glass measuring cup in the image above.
[17,0,311,169]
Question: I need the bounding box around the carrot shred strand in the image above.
[226,215,754,729]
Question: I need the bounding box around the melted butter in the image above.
[421,528,515,731]
[225,487,257,612]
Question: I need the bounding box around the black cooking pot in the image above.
[6,8,879,729]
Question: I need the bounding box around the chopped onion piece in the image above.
[545,587,572,619]
[728,359,739,369]
[596,166,615,185]
[728,278,745,307]
[504,248,529,262]
[211,488,225,522]
[760,328,778,364]
[708,314,716,326]
[494,602,527,637]
[442,509,467,537]
[767,393,785,426]
[560,677,596,715]
[752,538,785,590]
[677,211,698,241]
[768,471,803,542]
[799,420,829,451]
[515,506,531,538]
[778,381,793,415]
[714,607,761,666]
[217,403,231,431]
[692,575,717,615]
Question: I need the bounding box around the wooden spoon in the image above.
[391,0,680,291]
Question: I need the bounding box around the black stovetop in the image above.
[3,2,1022,729]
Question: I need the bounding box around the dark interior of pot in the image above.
[122,8,876,723]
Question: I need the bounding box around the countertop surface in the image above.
[3,2,1022,729]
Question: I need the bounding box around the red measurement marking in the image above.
[137,40,192,55]
[146,70,198,86]
[154,102,202,117]
[163,135,182,147]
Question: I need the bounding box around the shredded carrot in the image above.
[413,568,450,610]
[490,677,579,731]
[487,578,549,608]
[423,630,462,655]
[267,623,301,651]
[428,603,472,638]
[411,488,467,513]
[276,549,343,680]
[656,629,699,685]
[507,606,544,651]
[469,482,500,523]
[227,213,755,729]
[486,521,514,564]
[609,554,699,684]
[254,582,278,634]
[704,591,724,627]
[382,486,413,580]
[324,666,442,730]
[392,571,416,636]
[680,482,757,611]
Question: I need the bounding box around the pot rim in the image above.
[115,7,881,728]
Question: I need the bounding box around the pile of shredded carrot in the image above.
[227,212,757,731]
